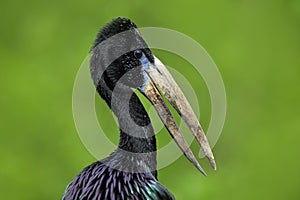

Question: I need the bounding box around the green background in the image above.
[1,0,299,199]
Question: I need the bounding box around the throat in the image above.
[117,90,157,154]
[116,88,157,175]
[119,131,156,153]
[96,79,157,174]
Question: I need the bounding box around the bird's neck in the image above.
[97,80,157,176]
[117,90,157,151]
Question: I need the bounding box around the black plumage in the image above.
[63,151,174,200]
[63,17,216,200]
[63,17,175,200]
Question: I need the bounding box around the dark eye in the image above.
[134,50,143,59]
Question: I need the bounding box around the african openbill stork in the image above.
[63,17,216,200]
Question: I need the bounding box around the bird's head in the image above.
[90,17,216,175]
[90,17,154,90]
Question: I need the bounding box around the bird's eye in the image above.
[134,50,143,59]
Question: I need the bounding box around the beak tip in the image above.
[199,169,207,176]
[195,163,207,176]
[209,158,217,171]
[202,149,217,171]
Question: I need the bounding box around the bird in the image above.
[63,17,216,200]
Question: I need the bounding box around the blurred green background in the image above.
[1,0,300,199]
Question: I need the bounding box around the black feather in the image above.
[63,17,176,200]
[63,151,175,200]
[92,17,137,50]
